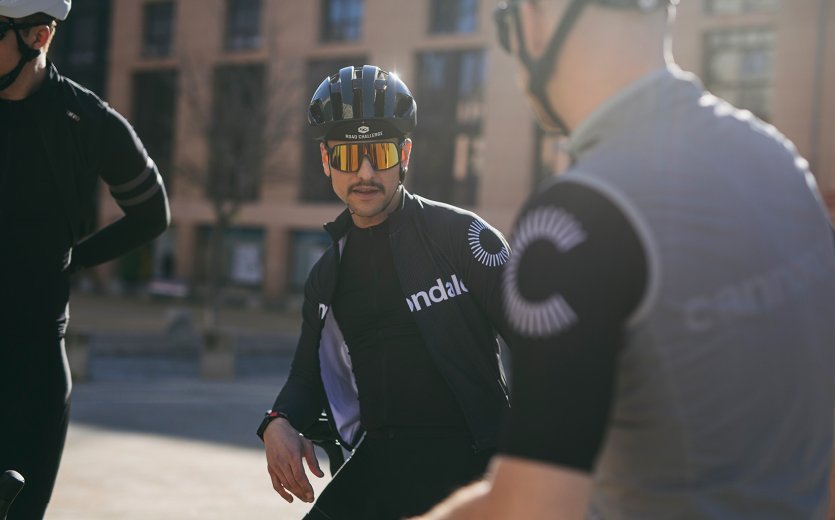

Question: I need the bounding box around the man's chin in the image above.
[348,203,383,217]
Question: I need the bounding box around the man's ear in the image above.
[400,138,413,173]
[320,142,331,177]
[29,24,54,51]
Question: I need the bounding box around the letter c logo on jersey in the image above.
[503,206,587,338]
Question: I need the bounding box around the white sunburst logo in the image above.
[503,206,587,338]
[468,220,510,268]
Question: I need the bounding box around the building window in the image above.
[300,57,367,202]
[321,0,363,42]
[49,0,110,94]
[133,70,177,193]
[225,0,262,51]
[289,231,332,292]
[66,10,98,65]
[706,0,780,14]
[430,0,478,34]
[411,49,485,206]
[209,64,266,202]
[704,27,775,121]
[195,227,265,287]
[142,1,174,58]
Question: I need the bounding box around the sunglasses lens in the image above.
[369,142,400,170]
[330,143,400,172]
[330,144,361,172]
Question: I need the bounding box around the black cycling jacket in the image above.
[270,190,511,450]
[26,62,169,272]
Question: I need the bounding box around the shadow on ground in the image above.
[70,356,293,451]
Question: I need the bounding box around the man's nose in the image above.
[356,156,376,181]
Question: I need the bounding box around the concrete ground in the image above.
[42,293,334,519]
[49,378,332,520]
[67,291,301,337]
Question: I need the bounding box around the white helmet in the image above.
[0,0,71,21]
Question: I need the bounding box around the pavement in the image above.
[39,293,335,519]
[68,291,301,341]
[49,378,332,520]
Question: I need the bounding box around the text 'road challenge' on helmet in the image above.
[308,65,417,143]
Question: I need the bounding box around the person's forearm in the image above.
[415,456,592,520]
[413,481,491,520]
[69,191,169,272]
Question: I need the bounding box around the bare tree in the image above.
[176,20,303,333]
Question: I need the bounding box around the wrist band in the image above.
[256,409,288,440]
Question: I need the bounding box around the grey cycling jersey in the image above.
[562,67,835,519]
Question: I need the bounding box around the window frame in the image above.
[320,0,364,43]
[224,0,263,52]
[141,1,175,59]
[702,25,776,121]
[429,0,479,35]
[705,0,780,15]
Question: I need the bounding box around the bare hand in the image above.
[263,418,325,503]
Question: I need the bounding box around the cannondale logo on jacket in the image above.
[358,126,370,134]
[406,275,468,312]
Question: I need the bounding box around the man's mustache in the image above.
[349,181,385,193]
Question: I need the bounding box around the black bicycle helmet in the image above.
[308,65,417,142]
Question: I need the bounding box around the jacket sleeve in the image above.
[270,268,328,433]
[68,106,170,272]
[450,212,512,338]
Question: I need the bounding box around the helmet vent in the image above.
[374,86,386,117]
[332,92,344,120]
[394,94,414,118]
[352,87,363,119]
[309,101,324,124]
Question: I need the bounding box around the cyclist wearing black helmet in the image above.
[256,65,511,519]
[0,1,169,518]
[420,1,835,519]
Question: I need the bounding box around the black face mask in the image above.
[0,20,43,92]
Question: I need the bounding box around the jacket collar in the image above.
[566,65,703,161]
[323,187,414,241]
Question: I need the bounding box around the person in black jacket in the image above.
[0,1,169,518]
[256,65,511,520]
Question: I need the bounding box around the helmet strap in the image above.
[513,0,589,135]
[0,26,42,92]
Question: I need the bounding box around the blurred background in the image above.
[51,0,835,309]
[38,0,835,517]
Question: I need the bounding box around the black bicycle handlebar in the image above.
[0,470,25,520]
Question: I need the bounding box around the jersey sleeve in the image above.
[499,179,647,472]
[68,106,170,272]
